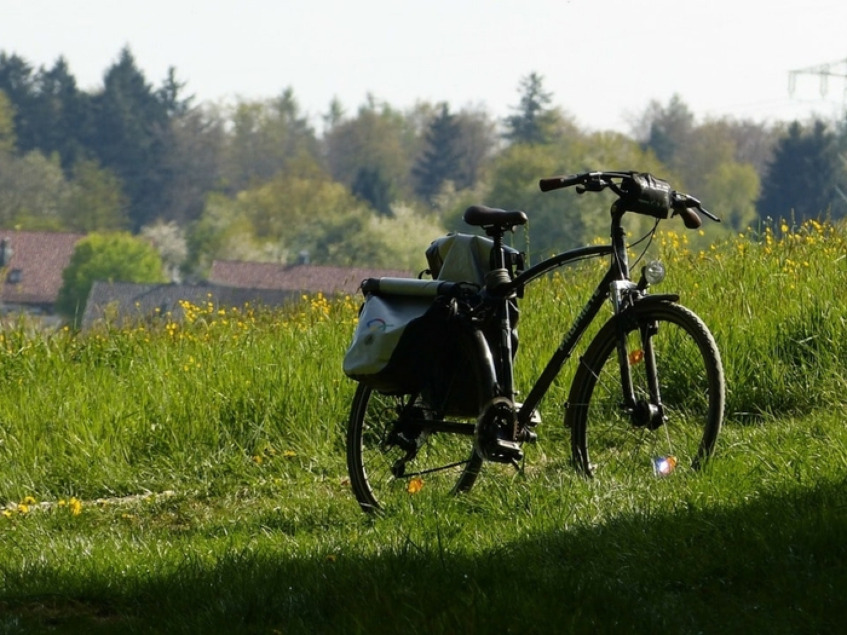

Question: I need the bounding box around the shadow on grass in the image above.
[2,476,845,634]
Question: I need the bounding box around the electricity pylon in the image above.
[788,57,847,101]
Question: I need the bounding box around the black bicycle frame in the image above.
[487,211,636,429]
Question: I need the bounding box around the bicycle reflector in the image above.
[644,260,666,285]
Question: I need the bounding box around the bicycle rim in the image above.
[567,302,724,482]
[346,384,482,513]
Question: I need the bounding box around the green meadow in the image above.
[1,220,846,634]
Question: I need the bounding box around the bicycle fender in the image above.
[633,293,680,305]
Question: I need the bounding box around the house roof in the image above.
[82,280,298,328]
[0,230,85,307]
[208,261,414,296]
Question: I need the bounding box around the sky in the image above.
[3,0,847,134]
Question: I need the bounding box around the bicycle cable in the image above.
[629,219,660,270]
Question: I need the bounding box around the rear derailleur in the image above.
[384,405,431,478]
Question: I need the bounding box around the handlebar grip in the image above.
[539,174,583,192]
[676,207,703,229]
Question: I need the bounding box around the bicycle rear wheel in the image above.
[346,384,482,513]
[566,302,724,481]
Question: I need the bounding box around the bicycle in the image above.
[345,170,725,513]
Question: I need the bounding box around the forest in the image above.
[1,47,846,278]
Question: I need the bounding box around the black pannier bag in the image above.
[343,233,523,416]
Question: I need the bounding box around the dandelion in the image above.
[407,477,424,494]
[69,497,82,516]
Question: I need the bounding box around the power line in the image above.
[788,57,847,99]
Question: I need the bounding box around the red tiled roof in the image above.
[208,261,413,296]
[0,230,85,306]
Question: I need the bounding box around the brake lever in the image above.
[671,191,721,225]
[698,206,720,222]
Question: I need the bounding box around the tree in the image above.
[57,232,166,323]
[503,72,564,146]
[0,89,16,155]
[0,54,93,169]
[141,220,188,282]
[324,96,419,212]
[220,89,320,192]
[758,120,843,221]
[413,103,463,203]
[160,104,226,224]
[29,57,91,168]
[451,107,498,191]
[702,162,760,230]
[0,150,70,229]
[62,159,129,232]
[638,94,695,166]
[351,166,394,216]
[0,53,37,149]
[87,47,179,230]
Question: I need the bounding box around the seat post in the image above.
[481,225,516,400]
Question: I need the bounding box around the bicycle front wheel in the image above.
[346,384,482,513]
[566,302,724,481]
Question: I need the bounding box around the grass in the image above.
[1,218,846,633]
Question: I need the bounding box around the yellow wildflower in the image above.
[69,497,82,516]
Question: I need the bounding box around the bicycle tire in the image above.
[566,302,724,480]
[346,384,483,513]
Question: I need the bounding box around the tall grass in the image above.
[1,219,846,633]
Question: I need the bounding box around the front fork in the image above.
[610,280,666,429]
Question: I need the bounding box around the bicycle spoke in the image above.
[346,385,481,512]
[567,303,724,481]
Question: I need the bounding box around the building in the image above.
[81,281,298,329]
[0,230,85,318]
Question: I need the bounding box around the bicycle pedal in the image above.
[487,438,524,464]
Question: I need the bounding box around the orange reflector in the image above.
[407,477,424,494]
[629,349,644,365]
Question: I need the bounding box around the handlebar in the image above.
[539,171,720,228]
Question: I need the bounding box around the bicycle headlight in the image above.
[644,260,666,285]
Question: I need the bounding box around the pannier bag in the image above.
[343,234,523,413]
[343,280,452,395]
[425,232,523,286]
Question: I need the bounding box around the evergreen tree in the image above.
[31,58,91,167]
[641,94,694,166]
[503,72,558,145]
[758,120,842,221]
[88,47,180,230]
[0,53,37,149]
[413,103,463,202]
[352,166,393,216]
